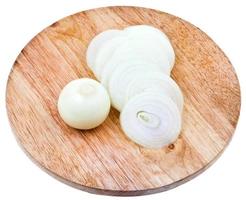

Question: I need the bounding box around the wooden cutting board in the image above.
[6,6,241,196]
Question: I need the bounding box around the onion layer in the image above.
[124,25,175,68]
[86,29,122,69]
[93,36,127,80]
[126,72,184,113]
[103,39,171,75]
[108,63,163,111]
[120,92,182,149]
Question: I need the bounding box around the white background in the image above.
[0,0,245,199]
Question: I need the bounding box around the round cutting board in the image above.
[6,6,241,196]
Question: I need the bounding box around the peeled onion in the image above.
[57,78,110,129]
[120,92,182,149]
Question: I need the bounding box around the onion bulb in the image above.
[57,78,110,129]
[120,92,182,149]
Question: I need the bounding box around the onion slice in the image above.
[103,39,171,75]
[124,25,175,68]
[93,36,127,80]
[120,92,182,149]
[100,38,171,87]
[108,63,163,111]
[86,29,122,69]
[126,72,184,113]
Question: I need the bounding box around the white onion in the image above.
[124,25,175,68]
[57,78,111,129]
[120,92,182,149]
[101,39,171,77]
[93,36,127,80]
[99,41,171,88]
[126,72,184,113]
[108,63,163,111]
[86,29,122,69]
[83,25,183,148]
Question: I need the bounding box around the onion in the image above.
[83,25,183,148]
[93,36,127,80]
[120,92,182,149]
[108,63,163,111]
[57,78,111,129]
[100,39,171,88]
[124,25,175,68]
[86,29,122,69]
[103,39,171,76]
[126,72,184,113]
[100,54,169,90]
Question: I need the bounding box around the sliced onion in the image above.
[126,72,184,113]
[100,40,170,88]
[100,55,170,90]
[93,36,127,80]
[120,92,182,149]
[124,25,175,68]
[108,39,170,73]
[86,29,122,69]
[108,63,163,111]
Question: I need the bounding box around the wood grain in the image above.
[6,6,241,196]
